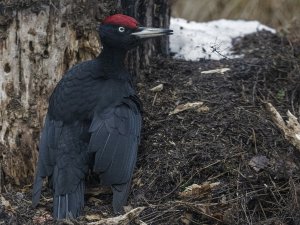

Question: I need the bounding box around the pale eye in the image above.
[118,27,125,32]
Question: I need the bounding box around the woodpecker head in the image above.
[99,14,173,50]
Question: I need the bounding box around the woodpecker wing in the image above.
[88,98,142,184]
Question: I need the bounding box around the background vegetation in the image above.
[172,0,300,40]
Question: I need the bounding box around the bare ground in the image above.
[1,31,300,225]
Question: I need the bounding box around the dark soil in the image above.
[1,31,300,225]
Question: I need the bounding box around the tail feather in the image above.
[53,181,85,219]
[111,181,131,214]
[32,175,43,208]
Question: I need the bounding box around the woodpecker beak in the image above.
[131,27,173,39]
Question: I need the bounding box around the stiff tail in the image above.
[53,181,85,219]
[32,175,43,208]
[111,181,131,214]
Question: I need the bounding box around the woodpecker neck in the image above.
[98,45,127,71]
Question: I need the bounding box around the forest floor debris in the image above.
[0,31,300,224]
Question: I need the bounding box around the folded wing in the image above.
[89,99,142,185]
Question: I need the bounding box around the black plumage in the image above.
[32,14,172,219]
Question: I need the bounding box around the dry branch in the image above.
[87,207,145,225]
[266,102,300,151]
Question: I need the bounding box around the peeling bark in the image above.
[0,0,170,185]
[0,2,101,185]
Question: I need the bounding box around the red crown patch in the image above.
[102,14,139,29]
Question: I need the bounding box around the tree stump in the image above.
[0,0,170,185]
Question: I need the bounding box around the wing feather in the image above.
[89,102,141,185]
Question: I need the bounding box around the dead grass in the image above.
[172,0,300,33]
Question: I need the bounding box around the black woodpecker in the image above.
[32,14,173,219]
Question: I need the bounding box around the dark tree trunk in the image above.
[122,0,171,80]
[0,0,170,186]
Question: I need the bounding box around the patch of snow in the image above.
[170,17,276,61]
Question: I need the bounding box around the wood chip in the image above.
[266,102,300,151]
[179,182,220,198]
[150,84,164,92]
[169,102,209,115]
[87,207,145,225]
[201,68,230,74]
[86,214,102,221]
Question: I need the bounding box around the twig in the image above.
[251,128,258,154]
[152,93,158,106]
[241,198,252,225]
[177,201,223,223]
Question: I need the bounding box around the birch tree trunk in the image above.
[0,0,170,185]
